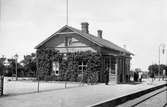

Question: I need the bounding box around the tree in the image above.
[20,53,37,77]
[148,64,167,76]
[7,58,24,77]
[159,64,166,75]
[7,58,15,76]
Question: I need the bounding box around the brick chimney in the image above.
[97,30,103,38]
[81,22,89,34]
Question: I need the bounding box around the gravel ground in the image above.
[0,77,166,107]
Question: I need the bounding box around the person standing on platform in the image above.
[133,72,137,82]
[104,67,109,85]
[138,71,143,82]
[150,71,155,82]
[134,71,139,82]
[162,69,166,80]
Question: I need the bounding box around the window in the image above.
[52,61,59,76]
[78,61,87,72]
[78,61,87,82]
[65,37,72,47]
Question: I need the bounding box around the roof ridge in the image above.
[67,25,132,54]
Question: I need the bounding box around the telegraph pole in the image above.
[14,54,18,81]
[158,44,165,81]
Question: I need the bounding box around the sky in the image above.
[0,0,167,71]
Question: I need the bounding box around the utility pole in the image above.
[36,50,40,92]
[158,44,165,81]
[14,54,18,81]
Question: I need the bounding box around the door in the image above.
[104,56,116,83]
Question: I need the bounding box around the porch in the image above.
[99,55,131,84]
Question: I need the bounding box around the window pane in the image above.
[79,61,82,65]
[79,66,82,70]
[83,67,86,70]
[83,61,87,65]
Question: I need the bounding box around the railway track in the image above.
[117,85,167,107]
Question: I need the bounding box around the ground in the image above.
[0,77,166,107]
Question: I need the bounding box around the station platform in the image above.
[0,79,166,107]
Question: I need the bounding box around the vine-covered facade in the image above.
[35,22,133,84]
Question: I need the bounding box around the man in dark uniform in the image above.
[150,71,155,82]
[104,67,109,85]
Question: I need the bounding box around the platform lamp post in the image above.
[36,52,40,93]
[14,54,18,81]
[165,49,167,80]
[158,44,165,81]
[3,58,9,76]
[1,55,7,95]
[1,55,6,76]
[166,48,167,67]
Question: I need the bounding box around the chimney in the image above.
[123,44,127,49]
[81,22,89,34]
[97,30,103,38]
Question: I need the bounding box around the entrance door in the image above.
[104,56,116,83]
[109,57,116,83]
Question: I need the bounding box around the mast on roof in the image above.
[66,0,69,25]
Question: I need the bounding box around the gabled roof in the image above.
[35,25,133,55]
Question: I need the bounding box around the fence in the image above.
[3,77,90,96]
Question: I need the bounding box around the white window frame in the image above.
[52,61,60,76]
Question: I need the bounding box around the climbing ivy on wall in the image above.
[37,48,101,84]
[36,48,63,80]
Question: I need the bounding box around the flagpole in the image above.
[66,0,68,25]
